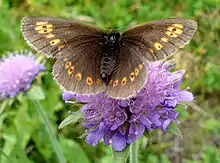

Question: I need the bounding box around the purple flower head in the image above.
[63,60,193,151]
[0,51,45,99]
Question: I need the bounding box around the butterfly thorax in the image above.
[100,31,121,84]
[104,31,121,49]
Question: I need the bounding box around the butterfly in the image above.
[21,16,197,99]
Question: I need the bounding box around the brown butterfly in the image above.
[21,16,197,99]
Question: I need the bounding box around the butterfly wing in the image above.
[21,16,104,59]
[53,42,106,94]
[122,18,197,61]
[107,18,197,98]
[21,16,106,94]
[107,42,147,99]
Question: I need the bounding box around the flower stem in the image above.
[112,145,130,163]
[130,141,138,163]
[32,100,66,163]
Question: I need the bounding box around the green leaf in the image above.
[1,133,17,158]
[13,101,35,148]
[167,121,183,140]
[112,145,130,163]
[147,154,159,163]
[27,85,45,100]
[58,112,83,130]
[60,137,91,163]
[78,132,88,139]
[0,100,8,115]
[100,146,113,163]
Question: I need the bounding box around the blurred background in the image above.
[0,0,219,162]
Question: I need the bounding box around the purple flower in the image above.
[63,60,193,151]
[0,51,45,99]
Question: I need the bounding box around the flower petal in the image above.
[85,122,106,146]
[112,131,127,151]
[0,51,44,99]
[176,90,194,102]
[139,116,151,131]
[62,91,76,100]
[103,129,113,146]
[162,119,171,131]
[127,123,145,144]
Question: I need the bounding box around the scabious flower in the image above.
[63,60,193,151]
[0,51,45,99]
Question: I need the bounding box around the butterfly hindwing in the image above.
[107,43,147,99]
[122,18,197,61]
[53,40,106,94]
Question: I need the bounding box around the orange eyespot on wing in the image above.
[161,37,168,42]
[65,61,72,69]
[139,64,143,70]
[173,23,184,28]
[129,72,135,82]
[86,77,93,86]
[96,78,101,85]
[50,39,61,46]
[75,73,82,81]
[154,42,163,50]
[45,33,55,38]
[68,66,74,75]
[113,80,119,88]
[121,77,127,86]
[135,68,139,76]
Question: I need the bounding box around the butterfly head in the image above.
[104,31,121,49]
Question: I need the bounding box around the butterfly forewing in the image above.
[21,16,104,58]
[122,18,197,61]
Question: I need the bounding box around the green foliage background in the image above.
[0,0,219,162]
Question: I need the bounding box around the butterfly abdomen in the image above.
[100,53,117,83]
[100,31,121,83]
